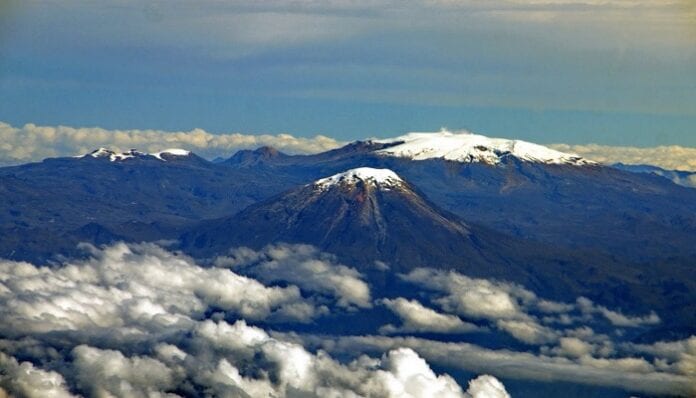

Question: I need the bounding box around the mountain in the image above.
[225,145,290,167]
[612,163,696,188]
[181,167,495,274]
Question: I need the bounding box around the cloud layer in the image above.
[0,121,342,166]
[0,242,509,397]
[1,243,695,396]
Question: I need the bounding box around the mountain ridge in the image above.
[2,133,695,265]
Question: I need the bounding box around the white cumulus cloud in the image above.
[399,268,562,344]
[0,352,75,398]
[375,347,466,398]
[0,242,318,338]
[72,345,178,398]
[216,243,372,309]
[466,374,511,398]
[400,268,533,321]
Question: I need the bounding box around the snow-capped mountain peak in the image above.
[373,130,593,166]
[314,167,404,190]
[83,148,191,162]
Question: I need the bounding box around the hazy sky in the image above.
[1,0,695,145]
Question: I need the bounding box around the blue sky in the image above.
[0,0,695,146]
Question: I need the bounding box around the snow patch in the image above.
[375,130,593,166]
[87,147,113,158]
[84,148,191,162]
[85,148,141,161]
[314,167,404,190]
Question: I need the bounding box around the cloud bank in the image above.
[0,121,342,166]
[550,143,696,172]
[320,334,695,397]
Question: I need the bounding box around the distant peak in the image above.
[314,167,404,190]
[253,146,282,156]
[83,148,191,162]
[226,146,288,166]
[374,130,593,166]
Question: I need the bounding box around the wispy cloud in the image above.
[576,297,661,328]
[379,297,480,334]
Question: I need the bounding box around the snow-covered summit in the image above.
[86,148,143,161]
[373,130,593,166]
[84,148,191,162]
[314,167,404,190]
